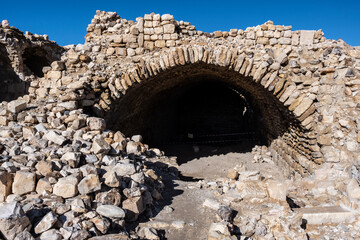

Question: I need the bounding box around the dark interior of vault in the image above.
[22,47,52,77]
[139,81,266,164]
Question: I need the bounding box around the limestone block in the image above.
[299,206,355,225]
[318,134,332,146]
[114,163,136,176]
[122,196,144,221]
[144,28,154,35]
[78,174,101,195]
[144,41,154,50]
[35,160,52,176]
[87,117,106,131]
[136,17,144,33]
[39,229,62,240]
[92,137,111,154]
[227,169,238,180]
[257,37,269,45]
[163,24,175,34]
[144,20,153,28]
[12,171,35,195]
[0,116,7,126]
[47,70,62,80]
[43,130,66,145]
[61,152,81,168]
[293,98,313,117]
[53,176,78,198]
[103,170,121,187]
[144,14,152,20]
[161,14,173,21]
[116,47,126,56]
[154,26,163,34]
[155,40,166,48]
[300,30,315,45]
[266,180,287,201]
[7,100,27,113]
[36,178,52,194]
[246,31,255,39]
[51,61,65,71]
[278,37,291,45]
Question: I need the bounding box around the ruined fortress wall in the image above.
[1,10,360,180]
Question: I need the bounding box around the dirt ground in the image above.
[146,143,286,240]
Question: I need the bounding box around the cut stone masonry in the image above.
[0,10,360,239]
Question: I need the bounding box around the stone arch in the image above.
[84,46,320,176]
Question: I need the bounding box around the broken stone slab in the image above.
[297,206,355,225]
[96,205,126,219]
[43,130,67,145]
[7,100,27,113]
[0,202,32,240]
[34,211,57,234]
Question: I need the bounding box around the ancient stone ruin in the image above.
[0,10,359,239]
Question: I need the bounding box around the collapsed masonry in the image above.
[0,10,359,239]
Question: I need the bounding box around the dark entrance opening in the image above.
[141,81,264,163]
[22,47,52,77]
[0,43,28,102]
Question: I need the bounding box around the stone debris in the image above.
[0,9,359,240]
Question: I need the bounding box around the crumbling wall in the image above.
[0,20,64,101]
[0,11,359,239]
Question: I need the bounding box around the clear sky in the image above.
[1,0,359,46]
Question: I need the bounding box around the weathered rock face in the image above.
[0,9,359,240]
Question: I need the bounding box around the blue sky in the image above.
[1,0,359,46]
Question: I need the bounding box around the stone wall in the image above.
[68,11,358,177]
[0,10,359,182]
[0,10,359,239]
